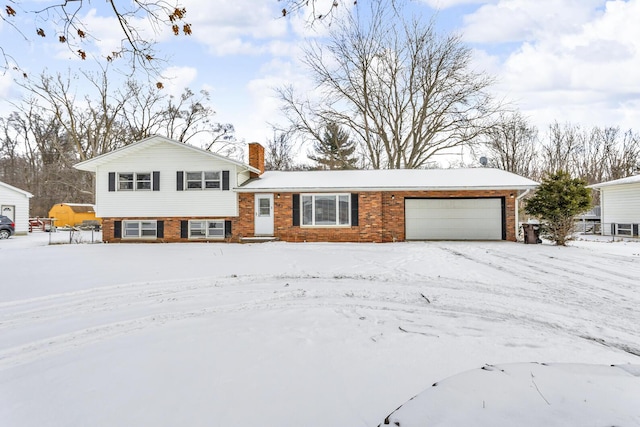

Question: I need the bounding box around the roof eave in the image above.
[73,135,259,173]
[235,185,539,193]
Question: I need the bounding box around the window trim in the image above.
[300,193,351,227]
[122,220,158,239]
[184,171,222,191]
[188,219,226,239]
[118,172,152,191]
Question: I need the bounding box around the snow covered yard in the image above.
[1,234,639,426]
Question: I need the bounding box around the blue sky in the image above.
[1,0,639,158]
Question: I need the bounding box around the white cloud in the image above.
[419,0,493,9]
[466,0,640,130]
[159,66,199,98]
[169,0,289,57]
[462,0,602,44]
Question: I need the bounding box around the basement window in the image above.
[189,220,225,239]
[123,220,157,239]
[615,223,632,236]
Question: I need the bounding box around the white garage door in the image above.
[405,198,503,240]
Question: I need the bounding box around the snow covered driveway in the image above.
[1,237,639,426]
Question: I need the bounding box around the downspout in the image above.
[591,187,603,236]
[515,189,532,241]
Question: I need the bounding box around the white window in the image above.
[136,173,151,190]
[118,173,134,190]
[123,220,157,238]
[185,171,221,190]
[118,173,151,191]
[301,194,350,226]
[615,223,632,236]
[189,220,225,239]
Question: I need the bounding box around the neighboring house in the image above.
[0,180,33,235]
[75,136,539,243]
[589,175,640,237]
[48,203,101,227]
[74,135,261,242]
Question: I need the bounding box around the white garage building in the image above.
[0,180,33,236]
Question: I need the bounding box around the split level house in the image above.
[74,135,539,243]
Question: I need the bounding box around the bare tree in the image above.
[280,0,344,20]
[278,0,499,169]
[2,1,191,81]
[0,106,92,216]
[265,130,297,171]
[539,122,582,178]
[478,111,539,178]
[601,128,640,180]
[16,68,129,162]
[2,67,236,214]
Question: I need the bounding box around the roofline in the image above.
[588,180,640,189]
[235,185,539,193]
[74,135,260,174]
[0,181,34,198]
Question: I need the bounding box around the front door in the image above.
[254,194,274,236]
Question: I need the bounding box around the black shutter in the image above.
[157,220,164,238]
[180,220,188,238]
[153,171,160,191]
[224,220,232,238]
[351,193,359,226]
[633,224,639,237]
[292,194,300,226]
[114,220,122,238]
[177,171,184,191]
[222,170,230,190]
[108,172,116,192]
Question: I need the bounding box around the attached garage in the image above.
[405,198,505,240]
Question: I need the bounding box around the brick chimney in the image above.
[248,142,265,178]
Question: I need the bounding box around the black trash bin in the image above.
[522,223,541,244]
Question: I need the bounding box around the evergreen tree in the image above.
[525,170,591,246]
[308,122,358,170]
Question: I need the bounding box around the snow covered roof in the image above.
[0,180,33,198]
[237,168,539,192]
[74,135,260,174]
[588,174,640,189]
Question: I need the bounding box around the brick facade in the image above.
[101,217,240,243]
[238,189,518,243]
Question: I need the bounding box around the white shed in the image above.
[589,175,640,237]
[0,181,33,235]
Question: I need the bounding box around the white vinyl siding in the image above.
[94,140,240,217]
[600,183,640,236]
[405,198,503,240]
